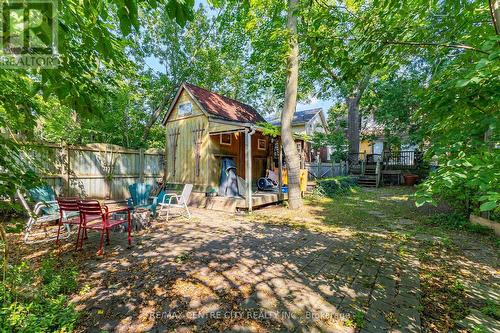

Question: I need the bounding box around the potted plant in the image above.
[403,172,418,186]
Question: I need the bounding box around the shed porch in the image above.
[188,190,287,212]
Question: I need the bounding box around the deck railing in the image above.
[383,150,421,169]
[348,150,422,170]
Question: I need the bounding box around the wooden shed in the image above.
[161,83,291,211]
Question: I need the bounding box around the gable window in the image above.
[178,102,193,117]
[258,139,266,151]
[220,134,232,145]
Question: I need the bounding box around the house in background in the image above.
[352,114,421,187]
[270,108,330,163]
[359,114,385,161]
[359,114,417,159]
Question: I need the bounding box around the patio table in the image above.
[111,207,151,231]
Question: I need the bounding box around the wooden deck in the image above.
[189,191,286,212]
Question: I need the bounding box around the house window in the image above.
[220,133,232,145]
[258,139,266,151]
[296,142,302,152]
[178,102,193,117]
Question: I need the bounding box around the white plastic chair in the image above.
[158,184,193,221]
[17,189,61,244]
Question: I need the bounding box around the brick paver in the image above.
[71,208,421,332]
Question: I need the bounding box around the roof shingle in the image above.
[184,83,266,124]
[270,108,322,126]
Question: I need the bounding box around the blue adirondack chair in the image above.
[28,185,59,213]
[127,183,166,216]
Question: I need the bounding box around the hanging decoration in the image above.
[192,126,205,177]
[167,128,180,177]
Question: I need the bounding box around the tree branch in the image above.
[320,61,340,82]
[307,37,341,82]
[378,40,490,55]
[311,34,490,55]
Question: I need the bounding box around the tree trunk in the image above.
[346,77,370,157]
[346,96,361,156]
[281,0,302,209]
[489,0,500,37]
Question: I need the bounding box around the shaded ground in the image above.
[7,187,499,332]
[250,187,499,333]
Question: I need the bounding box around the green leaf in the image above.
[479,201,497,212]
[415,197,430,207]
[455,79,469,88]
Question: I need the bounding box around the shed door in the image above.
[252,158,267,181]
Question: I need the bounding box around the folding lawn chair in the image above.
[17,185,60,244]
[158,184,193,221]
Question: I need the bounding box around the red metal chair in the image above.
[56,197,84,249]
[77,200,132,256]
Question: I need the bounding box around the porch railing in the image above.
[383,151,422,169]
[348,150,422,170]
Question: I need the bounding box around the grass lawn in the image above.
[251,186,499,332]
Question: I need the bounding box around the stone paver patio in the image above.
[71,208,421,333]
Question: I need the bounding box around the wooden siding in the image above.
[207,132,244,189]
[164,90,274,192]
[165,90,205,121]
[164,90,210,189]
[360,140,372,154]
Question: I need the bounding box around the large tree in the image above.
[301,0,489,156]
[281,0,303,209]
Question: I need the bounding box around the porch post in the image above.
[245,129,253,212]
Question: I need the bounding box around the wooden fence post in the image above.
[61,143,70,196]
[376,161,381,187]
[139,148,145,183]
[317,159,321,179]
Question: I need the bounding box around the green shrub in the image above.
[1,257,79,332]
[481,301,500,320]
[313,176,358,197]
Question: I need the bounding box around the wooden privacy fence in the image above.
[306,161,348,179]
[26,143,165,200]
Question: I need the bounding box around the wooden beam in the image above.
[245,129,253,212]
[139,148,145,183]
[62,143,70,196]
